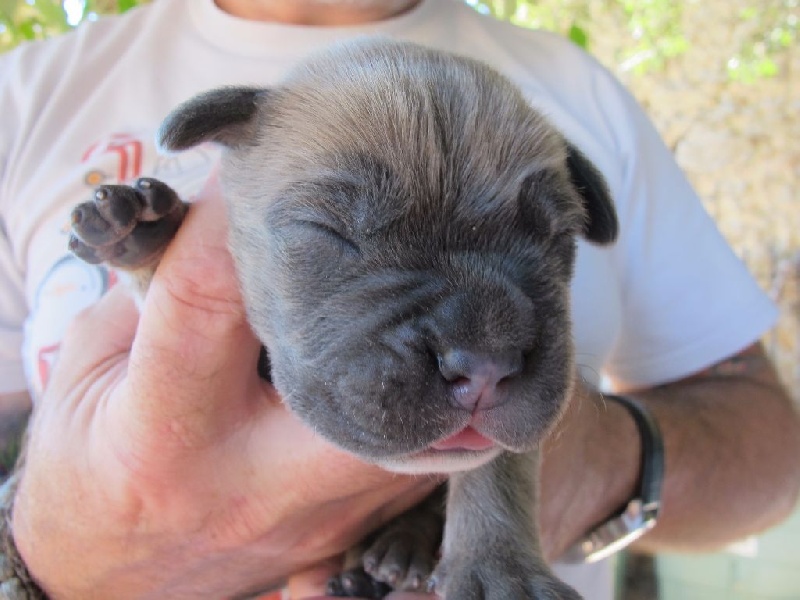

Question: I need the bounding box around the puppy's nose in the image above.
[438,349,524,412]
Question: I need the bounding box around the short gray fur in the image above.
[71,38,619,599]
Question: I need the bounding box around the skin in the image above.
[4,1,800,599]
[12,178,436,599]
[214,0,422,26]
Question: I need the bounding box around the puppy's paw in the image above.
[325,527,437,598]
[69,177,187,270]
[362,529,437,591]
[429,551,581,600]
[326,566,391,599]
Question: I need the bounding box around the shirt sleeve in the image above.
[593,67,779,389]
[0,51,31,395]
[0,223,28,395]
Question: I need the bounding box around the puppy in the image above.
[69,39,618,599]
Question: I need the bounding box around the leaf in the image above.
[117,0,137,13]
[18,18,36,39]
[740,6,758,20]
[568,23,588,49]
[756,58,778,77]
[33,0,69,32]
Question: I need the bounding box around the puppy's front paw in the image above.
[326,566,391,599]
[361,528,437,591]
[326,528,437,598]
[69,177,187,270]
[430,551,581,600]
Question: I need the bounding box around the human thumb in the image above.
[118,173,265,460]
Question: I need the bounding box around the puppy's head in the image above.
[159,39,617,474]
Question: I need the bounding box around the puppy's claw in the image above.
[134,177,183,221]
[68,234,103,265]
[326,567,391,599]
[325,576,345,596]
[409,574,424,591]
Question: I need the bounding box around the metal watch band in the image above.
[0,474,49,599]
[561,393,665,564]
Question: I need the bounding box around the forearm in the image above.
[539,383,641,560]
[631,350,800,552]
[541,344,800,559]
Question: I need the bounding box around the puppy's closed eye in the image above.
[297,219,362,256]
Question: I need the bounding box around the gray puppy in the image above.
[69,39,618,599]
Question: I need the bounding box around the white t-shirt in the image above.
[0,0,778,597]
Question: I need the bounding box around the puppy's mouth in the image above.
[429,425,496,452]
[375,425,503,475]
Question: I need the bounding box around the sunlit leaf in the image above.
[34,0,69,30]
[117,0,136,13]
[0,0,795,85]
[17,17,35,39]
[740,6,759,20]
[756,57,779,76]
[568,23,588,49]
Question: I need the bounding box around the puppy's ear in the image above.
[157,86,266,151]
[566,143,618,245]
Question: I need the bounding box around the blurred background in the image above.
[1,0,798,597]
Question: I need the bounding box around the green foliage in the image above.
[0,0,70,48]
[615,0,689,73]
[467,0,592,49]
[0,0,148,51]
[467,0,797,81]
[567,23,588,49]
[727,1,798,82]
[468,0,690,69]
[1,0,797,83]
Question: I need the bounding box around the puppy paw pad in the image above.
[69,179,186,270]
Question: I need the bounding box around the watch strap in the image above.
[561,393,664,563]
[607,394,664,517]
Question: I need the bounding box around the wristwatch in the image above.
[561,394,665,564]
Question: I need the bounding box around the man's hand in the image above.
[12,177,435,600]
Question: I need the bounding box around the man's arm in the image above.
[630,342,800,551]
[540,342,800,560]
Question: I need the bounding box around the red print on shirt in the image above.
[30,257,117,393]
[81,133,145,185]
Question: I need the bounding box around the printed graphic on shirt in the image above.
[81,131,219,196]
[82,132,145,185]
[24,256,116,396]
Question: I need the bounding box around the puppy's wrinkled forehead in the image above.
[257,41,567,215]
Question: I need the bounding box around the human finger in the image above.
[286,556,344,599]
[115,174,267,460]
[38,284,138,414]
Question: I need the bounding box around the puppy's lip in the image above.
[430,426,496,452]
